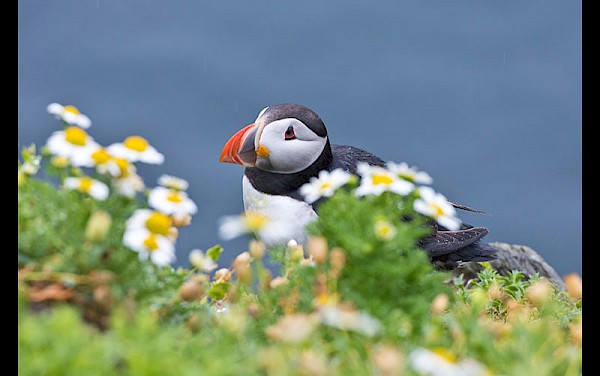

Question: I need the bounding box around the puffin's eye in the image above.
[284,126,296,140]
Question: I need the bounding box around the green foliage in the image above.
[18,119,582,375]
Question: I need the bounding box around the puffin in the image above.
[219,103,497,269]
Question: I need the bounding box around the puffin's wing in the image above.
[329,144,386,173]
[419,227,489,257]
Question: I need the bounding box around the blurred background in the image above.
[18,1,581,276]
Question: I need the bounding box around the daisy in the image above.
[355,163,414,197]
[125,209,173,236]
[373,218,397,241]
[318,305,381,337]
[112,172,145,198]
[45,126,100,167]
[123,228,175,266]
[299,169,352,204]
[157,174,189,191]
[408,347,487,376]
[218,211,270,241]
[148,186,198,216]
[386,161,433,185]
[107,135,164,164]
[19,160,41,176]
[63,176,109,201]
[188,249,218,272]
[413,186,462,231]
[47,103,92,128]
[90,148,135,178]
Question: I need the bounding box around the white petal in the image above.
[89,181,110,201]
[413,199,433,217]
[418,186,436,201]
[437,215,461,231]
[218,216,246,240]
[63,177,79,190]
[75,115,92,129]
[47,103,63,115]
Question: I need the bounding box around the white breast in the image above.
[242,175,318,247]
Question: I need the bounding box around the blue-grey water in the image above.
[18,1,582,277]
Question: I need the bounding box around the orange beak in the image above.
[219,123,258,167]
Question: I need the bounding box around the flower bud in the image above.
[214,268,232,282]
[249,239,266,259]
[270,276,288,289]
[526,279,553,307]
[430,293,449,315]
[307,236,328,264]
[564,273,582,300]
[179,279,205,302]
[329,247,346,276]
[167,226,179,242]
[569,320,582,346]
[233,252,252,284]
[50,156,70,169]
[85,210,112,242]
[172,213,192,227]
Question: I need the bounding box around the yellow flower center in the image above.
[124,136,149,152]
[244,212,269,231]
[145,212,172,235]
[51,156,70,168]
[430,203,445,217]
[91,148,111,164]
[167,191,183,203]
[319,182,332,191]
[78,177,93,193]
[371,173,394,186]
[63,105,80,115]
[143,234,159,251]
[374,220,396,240]
[431,347,458,363]
[64,126,88,146]
[113,157,131,177]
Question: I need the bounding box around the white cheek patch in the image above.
[258,118,327,174]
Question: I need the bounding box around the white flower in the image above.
[158,174,189,191]
[63,177,109,201]
[112,173,145,198]
[355,163,415,197]
[408,347,487,376]
[123,228,175,266]
[20,160,41,176]
[45,126,100,167]
[218,211,271,241]
[125,209,173,236]
[90,148,135,178]
[386,162,433,185]
[319,305,381,337]
[413,186,462,231]
[188,249,218,272]
[148,186,198,216]
[373,218,397,241]
[47,103,91,128]
[107,135,164,164]
[299,169,352,204]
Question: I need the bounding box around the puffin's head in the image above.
[219,103,329,174]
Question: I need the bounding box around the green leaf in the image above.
[206,245,223,262]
